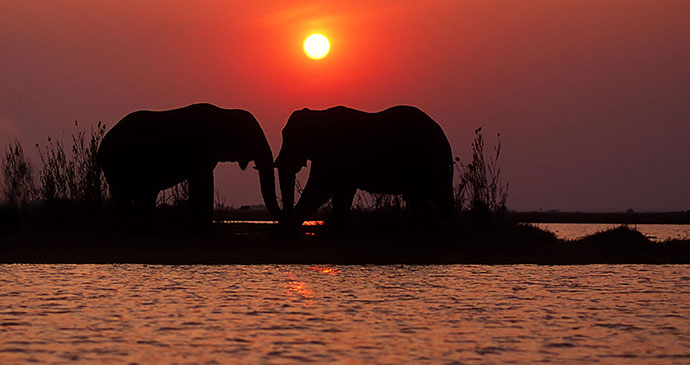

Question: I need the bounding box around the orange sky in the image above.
[1,1,689,211]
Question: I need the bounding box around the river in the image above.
[1,264,689,363]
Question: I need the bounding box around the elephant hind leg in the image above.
[404,187,451,232]
[133,190,158,230]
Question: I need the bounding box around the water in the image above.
[1,265,689,363]
[215,220,324,226]
[530,223,690,242]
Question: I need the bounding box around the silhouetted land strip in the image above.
[509,211,690,225]
[2,222,689,264]
[211,208,690,225]
[212,209,690,225]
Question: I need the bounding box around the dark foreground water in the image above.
[1,265,689,363]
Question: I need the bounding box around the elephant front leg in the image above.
[188,168,215,228]
[294,169,332,226]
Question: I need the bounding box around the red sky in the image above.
[1,1,689,212]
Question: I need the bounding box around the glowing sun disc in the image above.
[303,34,330,60]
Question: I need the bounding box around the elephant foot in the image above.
[277,223,300,239]
[275,214,301,238]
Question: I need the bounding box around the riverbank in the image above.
[2,223,689,264]
[507,211,690,224]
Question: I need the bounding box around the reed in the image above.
[2,139,37,207]
[454,127,509,218]
[35,121,109,203]
[2,121,109,206]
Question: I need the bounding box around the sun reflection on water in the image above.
[309,266,340,275]
[283,271,314,307]
[214,220,324,226]
[1,265,690,363]
[302,221,324,226]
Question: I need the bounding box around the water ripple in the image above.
[0,264,689,363]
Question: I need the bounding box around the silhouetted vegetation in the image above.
[2,140,37,207]
[1,122,109,230]
[36,121,108,203]
[454,127,508,221]
[2,122,109,207]
[156,181,189,208]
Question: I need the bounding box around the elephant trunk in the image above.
[277,166,298,230]
[279,167,295,214]
[255,148,281,219]
[258,167,280,219]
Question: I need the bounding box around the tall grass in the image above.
[2,140,37,207]
[156,181,189,207]
[2,122,109,209]
[454,127,509,219]
[35,121,109,204]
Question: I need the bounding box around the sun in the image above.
[303,34,330,60]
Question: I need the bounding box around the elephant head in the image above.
[213,109,281,218]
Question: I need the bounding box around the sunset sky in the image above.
[1,1,689,212]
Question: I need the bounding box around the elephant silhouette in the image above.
[275,105,454,228]
[98,103,280,226]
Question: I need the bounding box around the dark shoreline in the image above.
[2,223,689,265]
[507,211,690,225]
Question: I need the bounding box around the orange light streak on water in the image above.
[302,221,324,226]
[214,220,324,226]
[283,271,314,307]
[2,265,690,362]
[309,266,340,275]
